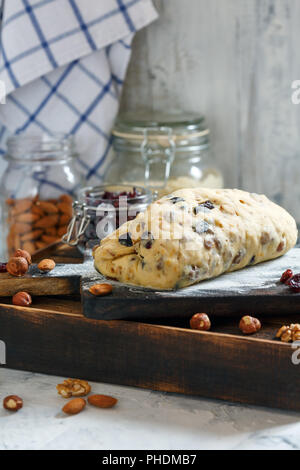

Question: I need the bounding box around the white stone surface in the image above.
[0,368,300,450]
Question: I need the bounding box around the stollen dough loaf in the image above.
[93,188,298,290]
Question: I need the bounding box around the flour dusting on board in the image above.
[156,248,300,296]
[30,248,300,298]
[91,248,300,296]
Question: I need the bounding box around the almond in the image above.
[57,202,72,217]
[57,225,68,237]
[89,283,113,296]
[41,235,59,244]
[7,234,14,250]
[21,230,43,242]
[35,241,47,250]
[44,227,57,236]
[10,223,32,235]
[13,233,21,251]
[12,200,32,216]
[36,201,58,214]
[34,215,59,229]
[31,205,44,217]
[59,214,71,225]
[88,394,118,408]
[60,194,73,205]
[5,198,15,206]
[38,259,56,273]
[16,213,39,223]
[62,398,86,415]
[22,241,36,255]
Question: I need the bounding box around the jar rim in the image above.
[78,184,153,209]
[5,133,76,162]
[112,112,210,151]
[114,111,208,132]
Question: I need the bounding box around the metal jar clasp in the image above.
[141,126,175,190]
[61,201,91,246]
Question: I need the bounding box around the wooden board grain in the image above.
[1,247,300,320]
[1,244,300,412]
[1,299,300,411]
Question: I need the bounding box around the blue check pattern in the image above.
[0,0,158,183]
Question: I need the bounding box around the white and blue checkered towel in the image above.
[0,0,158,183]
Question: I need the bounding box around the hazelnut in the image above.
[239,316,261,335]
[190,313,211,331]
[62,398,86,415]
[6,257,29,277]
[13,249,32,266]
[12,291,32,307]
[38,259,56,273]
[89,283,113,296]
[3,395,23,412]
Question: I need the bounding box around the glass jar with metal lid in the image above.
[62,184,152,253]
[104,113,224,197]
[0,134,84,261]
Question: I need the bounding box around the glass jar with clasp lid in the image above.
[62,184,153,253]
[104,112,224,197]
[0,134,84,261]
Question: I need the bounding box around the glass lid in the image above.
[113,111,210,143]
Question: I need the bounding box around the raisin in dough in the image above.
[93,188,298,290]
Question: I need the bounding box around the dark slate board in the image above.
[1,247,299,321]
[82,248,300,320]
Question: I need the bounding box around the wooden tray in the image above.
[0,244,299,321]
[1,245,300,412]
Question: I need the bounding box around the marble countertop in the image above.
[0,368,300,450]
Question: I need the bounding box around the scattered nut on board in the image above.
[13,249,32,266]
[239,316,261,335]
[57,379,91,398]
[6,257,29,277]
[38,259,56,273]
[12,291,32,307]
[88,394,118,408]
[3,395,23,412]
[190,313,211,331]
[276,324,300,343]
[89,283,113,296]
[62,398,86,415]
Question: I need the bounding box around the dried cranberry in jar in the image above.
[289,274,300,293]
[0,263,7,273]
[280,269,293,284]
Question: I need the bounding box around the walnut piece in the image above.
[56,378,91,398]
[276,324,300,343]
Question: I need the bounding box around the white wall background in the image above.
[120,0,300,223]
